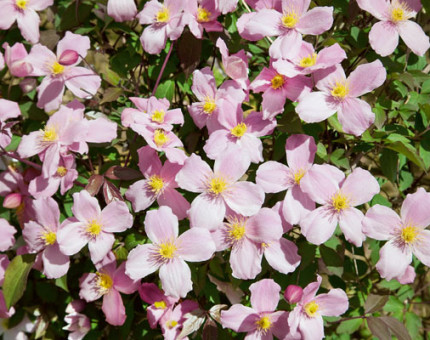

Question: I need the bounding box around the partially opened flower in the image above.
[159,300,199,340]
[0,99,21,149]
[356,0,430,56]
[2,42,32,77]
[125,206,216,298]
[185,0,223,39]
[363,188,430,281]
[288,275,349,340]
[221,279,290,339]
[300,165,379,246]
[63,300,91,340]
[217,0,238,14]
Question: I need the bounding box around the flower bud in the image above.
[3,192,23,209]
[58,50,79,66]
[284,284,303,304]
[19,78,37,93]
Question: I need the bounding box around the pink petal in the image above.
[225,181,265,217]
[0,2,16,30]
[57,220,88,256]
[240,134,264,164]
[369,21,399,57]
[338,98,374,136]
[314,43,347,69]
[158,188,190,221]
[175,154,212,193]
[126,180,156,212]
[376,240,413,281]
[313,64,346,92]
[243,8,282,37]
[107,0,137,21]
[84,117,117,143]
[348,60,386,97]
[140,25,167,55]
[144,206,178,244]
[88,232,115,264]
[102,289,126,326]
[176,228,216,262]
[220,304,259,332]
[191,67,217,100]
[79,273,103,302]
[363,205,401,240]
[100,201,133,232]
[0,218,16,252]
[33,198,60,228]
[286,134,316,171]
[214,147,250,182]
[300,164,342,204]
[296,91,337,123]
[188,194,225,230]
[300,206,338,245]
[302,275,322,302]
[262,87,287,119]
[22,221,45,253]
[340,168,379,206]
[230,239,262,280]
[57,32,91,60]
[246,208,283,244]
[159,258,192,298]
[264,238,301,275]
[398,20,430,57]
[339,208,365,246]
[296,6,333,35]
[42,243,70,279]
[315,289,349,316]
[72,190,101,222]
[36,76,65,112]
[113,262,139,294]
[249,278,281,313]
[356,0,390,20]
[401,188,430,227]
[269,30,302,60]
[412,230,430,267]
[17,131,45,158]
[0,99,21,121]
[299,315,324,340]
[16,9,40,44]
[125,244,160,280]
[283,186,315,225]
[65,67,101,98]
[256,161,291,193]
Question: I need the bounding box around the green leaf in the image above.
[155,80,175,102]
[100,87,123,104]
[336,318,363,334]
[380,148,398,182]
[405,312,422,339]
[386,141,426,169]
[3,254,36,309]
[55,275,69,292]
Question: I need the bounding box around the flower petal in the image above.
[176,228,216,262]
[249,278,281,313]
[159,258,192,298]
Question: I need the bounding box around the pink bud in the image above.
[19,78,37,93]
[3,192,22,209]
[58,50,79,66]
[284,285,303,304]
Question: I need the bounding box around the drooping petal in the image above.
[376,240,413,281]
[264,238,301,275]
[125,244,160,280]
[0,2,17,30]
[300,206,338,245]
[140,25,167,55]
[159,258,192,298]
[176,228,216,262]
[0,99,21,121]
[398,20,430,57]
[369,21,399,57]
[36,76,65,112]
[0,218,16,252]
[107,0,137,21]
[401,188,430,227]
[102,289,126,326]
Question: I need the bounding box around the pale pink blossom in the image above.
[57,190,133,264]
[288,275,349,340]
[0,99,21,149]
[185,0,223,39]
[363,188,430,281]
[125,146,190,219]
[256,134,317,225]
[296,61,387,136]
[357,0,429,56]
[107,0,137,21]
[63,300,90,340]
[300,165,380,246]
[0,219,16,252]
[159,300,199,340]
[221,279,290,339]
[125,206,216,298]
[79,260,139,326]
[175,149,265,231]
[0,0,53,43]
[217,0,238,13]
[2,42,32,77]
[0,255,14,319]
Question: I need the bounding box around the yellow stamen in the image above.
[293,169,306,185]
[281,10,299,28]
[230,123,247,138]
[304,301,319,317]
[56,166,68,177]
[15,0,27,9]
[331,191,349,212]
[228,222,246,241]
[197,7,211,22]
[154,300,167,309]
[51,61,65,75]
[96,272,113,292]
[156,7,170,23]
[271,75,284,89]
[151,110,165,123]
[148,175,164,194]
[42,231,57,246]
[401,225,418,244]
[203,98,217,114]
[299,53,317,68]
[166,320,178,329]
[86,219,102,237]
[153,129,170,147]
[43,126,58,142]
[208,177,227,195]
[331,81,349,99]
[158,241,177,259]
[391,7,405,21]
[256,316,272,332]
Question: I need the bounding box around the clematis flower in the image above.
[185,0,223,39]
[137,0,186,54]
[240,0,333,58]
[296,61,387,136]
[0,0,53,44]
[288,275,349,340]
[0,314,35,340]
[27,31,101,112]
[362,188,430,281]
[159,300,199,340]
[257,134,316,225]
[175,149,265,231]
[0,99,21,149]
[22,197,70,279]
[125,146,190,219]
[79,260,139,326]
[250,63,312,120]
[0,51,3,70]
[125,206,216,298]
[63,300,91,340]
[217,0,238,14]
[0,219,16,252]
[221,279,290,339]
[2,42,32,77]
[356,0,430,56]
[300,165,379,246]
[204,101,277,163]
[57,190,133,264]
[0,255,14,319]
[107,0,137,22]
[139,283,179,329]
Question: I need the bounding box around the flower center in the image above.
[331,191,349,212]
[390,1,413,22]
[42,231,57,245]
[86,219,102,237]
[203,98,217,114]
[293,169,306,185]
[304,301,319,317]
[256,316,272,333]
[391,7,405,21]
[226,216,247,244]
[154,301,167,309]
[281,10,299,28]
[43,126,58,142]
[96,272,113,292]
[331,81,349,99]
[148,175,164,194]
[271,75,285,89]
[158,241,177,259]
[15,0,27,9]
[166,320,178,329]
[401,225,418,244]
[153,129,170,147]
[299,53,317,68]
[56,166,68,177]
[230,123,247,138]
[156,7,170,23]
[197,7,211,22]
[208,176,228,195]
[51,61,65,75]
[151,110,165,123]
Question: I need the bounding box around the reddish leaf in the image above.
[177,31,202,78]
[85,175,104,196]
[103,181,124,204]
[105,166,142,181]
[367,317,391,340]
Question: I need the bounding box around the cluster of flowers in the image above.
[0,0,429,339]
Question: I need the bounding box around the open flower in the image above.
[363,188,430,281]
[126,206,216,298]
[0,100,21,149]
[0,219,16,252]
[185,0,223,39]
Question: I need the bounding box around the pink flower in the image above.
[22,197,70,278]
[0,219,16,252]
[0,99,21,149]
[363,188,430,281]
[63,300,91,340]
[288,275,349,340]
[79,260,139,326]
[300,165,379,246]
[0,254,14,319]
[125,206,216,298]
[217,0,238,14]
[159,300,199,340]
[256,134,317,225]
[221,279,290,339]
[107,0,137,22]
[57,190,133,263]
[296,61,387,136]
[357,0,430,56]
[240,0,333,58]
[27,32,101,111]
[0,0,53,43]
[139,283,179,329]
[2,42,33,77]
[204,102,277,163]
[125,146,190,219]
[137,0,186,54]
[185,0,223,39]
[250,63,311,120]
[175,150,265,231]
[0,51,3,70]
